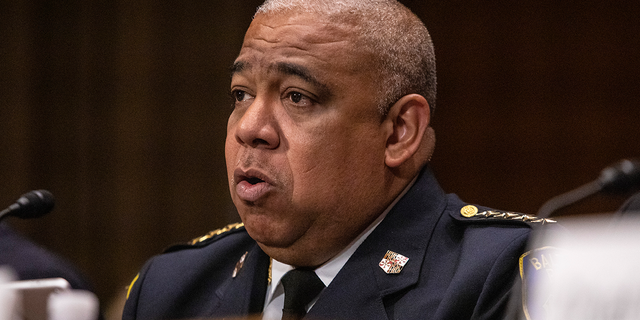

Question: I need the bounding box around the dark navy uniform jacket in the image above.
[0,222,95,291]
[123,167,550,320]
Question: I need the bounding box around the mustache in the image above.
[231,151,281,184]
[235,151,264,169]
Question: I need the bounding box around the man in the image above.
[123,0,554,319]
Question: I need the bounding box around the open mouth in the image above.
[234,169,273,202]
[245,177,265,185]
[234,168,271,186]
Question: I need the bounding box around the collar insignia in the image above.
[232,251,249,278]
[379,250,409,274]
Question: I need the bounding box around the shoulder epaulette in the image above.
[455,205,556,225]
[163,222,245,253]
[188,222,245,245]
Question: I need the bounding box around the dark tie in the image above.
[280,268,326,320]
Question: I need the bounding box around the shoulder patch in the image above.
[454,205,556,225]
[163,222,245,253]
[126,273,139,300]
[519,246,563,320]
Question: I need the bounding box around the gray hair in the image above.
[255,0,437,116]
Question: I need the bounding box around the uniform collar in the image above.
[307,166,447,319]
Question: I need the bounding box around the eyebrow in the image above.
[230,61,332,99]
[276,62,333,100]
[230,61,247,76]
[275,62,325,88]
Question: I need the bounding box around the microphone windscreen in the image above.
[14,190,55,219]
[598,159,640,194]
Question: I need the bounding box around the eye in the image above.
[233,90,249,102]
[230,89,254,109]
[229,89,253,109]
[284,91,313,108]
[289,92,303,103]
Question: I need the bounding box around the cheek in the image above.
[287,127,379,202]
[225,115,243,166]
[224,132,243,193]
[224,138,236,172]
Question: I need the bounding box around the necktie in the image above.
[280,268,325,320]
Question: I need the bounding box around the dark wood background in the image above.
[1,0,639,310]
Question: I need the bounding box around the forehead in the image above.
[234,12,366,78]
[247,12,353,45]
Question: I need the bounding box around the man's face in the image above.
[226,12,392,266]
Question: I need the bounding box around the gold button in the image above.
[460,205,478,217]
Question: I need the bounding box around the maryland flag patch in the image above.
[379,250,409,274]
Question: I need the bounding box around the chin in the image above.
[257,242,329,268]
[242,215,299,248]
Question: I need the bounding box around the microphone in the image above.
[0,190,55,222]
[537,159,640,218]
[598,159,640,194]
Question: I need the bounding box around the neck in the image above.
[259,170,418,267]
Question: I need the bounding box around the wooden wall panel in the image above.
[405,0,640,214]
[1,0,638,309]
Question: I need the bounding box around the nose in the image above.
[233,98,280,149]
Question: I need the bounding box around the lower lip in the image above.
[235,180,272,202]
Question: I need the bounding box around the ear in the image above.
[384,94,431,168]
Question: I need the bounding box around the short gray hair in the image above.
[256,0,437,116]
